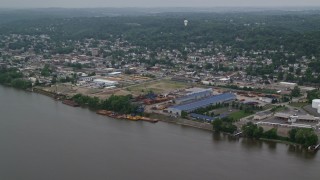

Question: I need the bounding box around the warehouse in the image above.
[108,72,122,76]
[93,79,118,87]
[274,112,320,122]
[253,111,273,120]
[167,93,236,116]
[175,88,213,105]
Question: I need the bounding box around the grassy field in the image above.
[271,105,289,112]
[288,102,309,108]
[229,111,253,120]
[263,104,276,110]
[125,80,190,96]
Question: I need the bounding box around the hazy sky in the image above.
[1,0,320,8]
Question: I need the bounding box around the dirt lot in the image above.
[42,80,189,99]
[123,79,190,96]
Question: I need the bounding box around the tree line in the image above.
[241,122,318,147]
[72,94,138,114]
[0,68,32,89]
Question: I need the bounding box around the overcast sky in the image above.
[1,0,320,8]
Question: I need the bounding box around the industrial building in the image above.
[93,79,118,87]
[253,111,273,120]
[256,122,313,129]
[274,112,320,122]
[175,88,213,105]
[167,93,236,116]
[108,72,122,76]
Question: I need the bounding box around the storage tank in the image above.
[312,99,320,108]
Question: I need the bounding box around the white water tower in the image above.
[184,19,188,27]
[312,99,320,108]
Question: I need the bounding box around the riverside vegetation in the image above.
[241,122,318,147]
[72,94,138,114]
[0,68,32,89]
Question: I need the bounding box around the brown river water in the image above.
[0,85,318,180]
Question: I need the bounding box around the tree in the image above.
[212,119,223,132]
[41,64,52,77]
[51,77,57,84]
[181,111,188,118]
[277,72,284,81]
[295,68,301,76]
[294,129,319,147]
[286,73,295,82]
[291,86,301,97]
[263,128,278,139]
[253,127,264,139]
[242,122,258,138]
[289,66,294,73]
[11,79,32,89]
[205,63,213,70]
[307,89,320,103]
[288,128,298,142]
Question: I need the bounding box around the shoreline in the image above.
[259,138,299,146]
[28,86,215,131]
[148,112,213,131]
[2,85,318,151]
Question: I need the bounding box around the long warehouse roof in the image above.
[175,89,212,101]
[170,93,236,111]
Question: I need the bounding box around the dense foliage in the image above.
[290,86,301,97]
[72,94,137,114]
[41,64,53,77]
[1,12,320,58]
[212,117,237,134]
[241,122,264,139]
[288,128,319,148]
[242,122,319,147]
[307,89,320,103]
[0,68,32,89]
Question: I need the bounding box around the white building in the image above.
[93,79,118,86]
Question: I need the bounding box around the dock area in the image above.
[96,110,159,123]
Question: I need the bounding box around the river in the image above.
[0,85,319,180]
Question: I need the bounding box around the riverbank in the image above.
[6,85,320,150]
[260,138,299,146]
[30,86,214,131]
[148,113,213,131]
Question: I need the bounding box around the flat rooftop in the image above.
[170,93,236,111]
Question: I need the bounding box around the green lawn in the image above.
[288,102,309,108]
[228,111,253,120]
[271,105,289,112]
[263,104,276,110]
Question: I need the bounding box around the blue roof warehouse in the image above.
[174,88,212,105]
[167,93,236,116]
